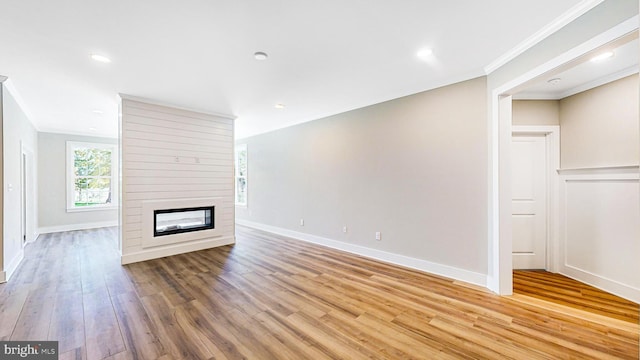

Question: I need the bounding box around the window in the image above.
[235,144,247,206]
[66,141,117,211]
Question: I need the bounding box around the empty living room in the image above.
[0,0,638,359]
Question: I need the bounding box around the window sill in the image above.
[67,205,118,213]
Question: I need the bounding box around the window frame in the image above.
[235,144,248,207]
[66,141,118,212]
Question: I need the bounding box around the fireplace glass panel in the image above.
[154,206,214,236]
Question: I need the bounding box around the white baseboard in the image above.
[38,220,118,234]
[236,219,487,288]
[3,248,25,282]
[562,265,640,304]
[0,271,5,283]
[121,235,236,265]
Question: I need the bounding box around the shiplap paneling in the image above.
[120,97,235,264]
[558,166,640,303]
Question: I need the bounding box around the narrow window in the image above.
[235,144,247,206]
[66,141,117,211]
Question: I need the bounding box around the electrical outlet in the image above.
[375,231,381,241]
[300,219,304,226]
[342,226,348,233]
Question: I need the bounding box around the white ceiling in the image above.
[515,37,639,99]
[0,0,600,139]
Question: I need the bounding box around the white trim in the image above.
[0,271,5,283]
[118,94,236,121]
[66,205,118,213]
[484,0,605,74]
[5,249,24,281]
[121,235,235,264]
[562,265,640,304]
[4,249,25,281]
[236,219,487,287]
[37,127,118,139]
[489,18,639,295]
[499,16,639,96]
[0,75,7,83]
[38,220,118,234]
[66,140,118,211]
[557,169,639,303]
[514,65,639,100]
[558,164,639,175]
[1,78,37,129]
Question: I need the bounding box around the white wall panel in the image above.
[559,167,640,303]
[120,98,235,264]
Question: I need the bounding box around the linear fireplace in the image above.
[141,197,223,249]
[154,206,214,237]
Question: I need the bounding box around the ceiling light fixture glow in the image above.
[90,54,111,63]
[590,51,614,62]
[417,48,434,61]
[274,103,285,109]
[547,78,562,85]
[254,52,268,60]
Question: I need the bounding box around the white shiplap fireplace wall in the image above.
[119,96,235,264]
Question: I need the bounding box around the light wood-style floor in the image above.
[0,226,637,359]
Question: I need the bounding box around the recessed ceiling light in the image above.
[254,52,268,60]
[590,51,614,62]
[547,78,562,85]
[417,48,434,61]
[274,103,286,109]
[90,54,111,63]
[89,127,97,132]
[92,109,103,114]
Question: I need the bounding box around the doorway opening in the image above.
[491,19,639,300]
[20,143,35,247]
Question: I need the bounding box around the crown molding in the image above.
[558,65,638,98]
[514,65,639,100]
[2,78,38,128]
[484,0,605,74]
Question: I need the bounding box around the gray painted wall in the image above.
[560,74,639,168]
[512,100,560,126]
[237,77,488,274]
[236,0,637,284]
[38,132,118,231]
[514,75,639,169]
[2,84,38,277]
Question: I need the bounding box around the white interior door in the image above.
[21,147,36,245]
[511,134,547,269]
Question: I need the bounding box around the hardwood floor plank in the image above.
[111,291,165,360]
[178,299,260,359]
[0,286,30,339]
[58,347,86,360]
[83,291,126,360]
[514,270,639,323]
[0,226,637,359]
[139,293,214,360]
[10,285,56,341]
[48,290,85,354]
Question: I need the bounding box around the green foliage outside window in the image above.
[235,146,247,206]
[73,148,113,206]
